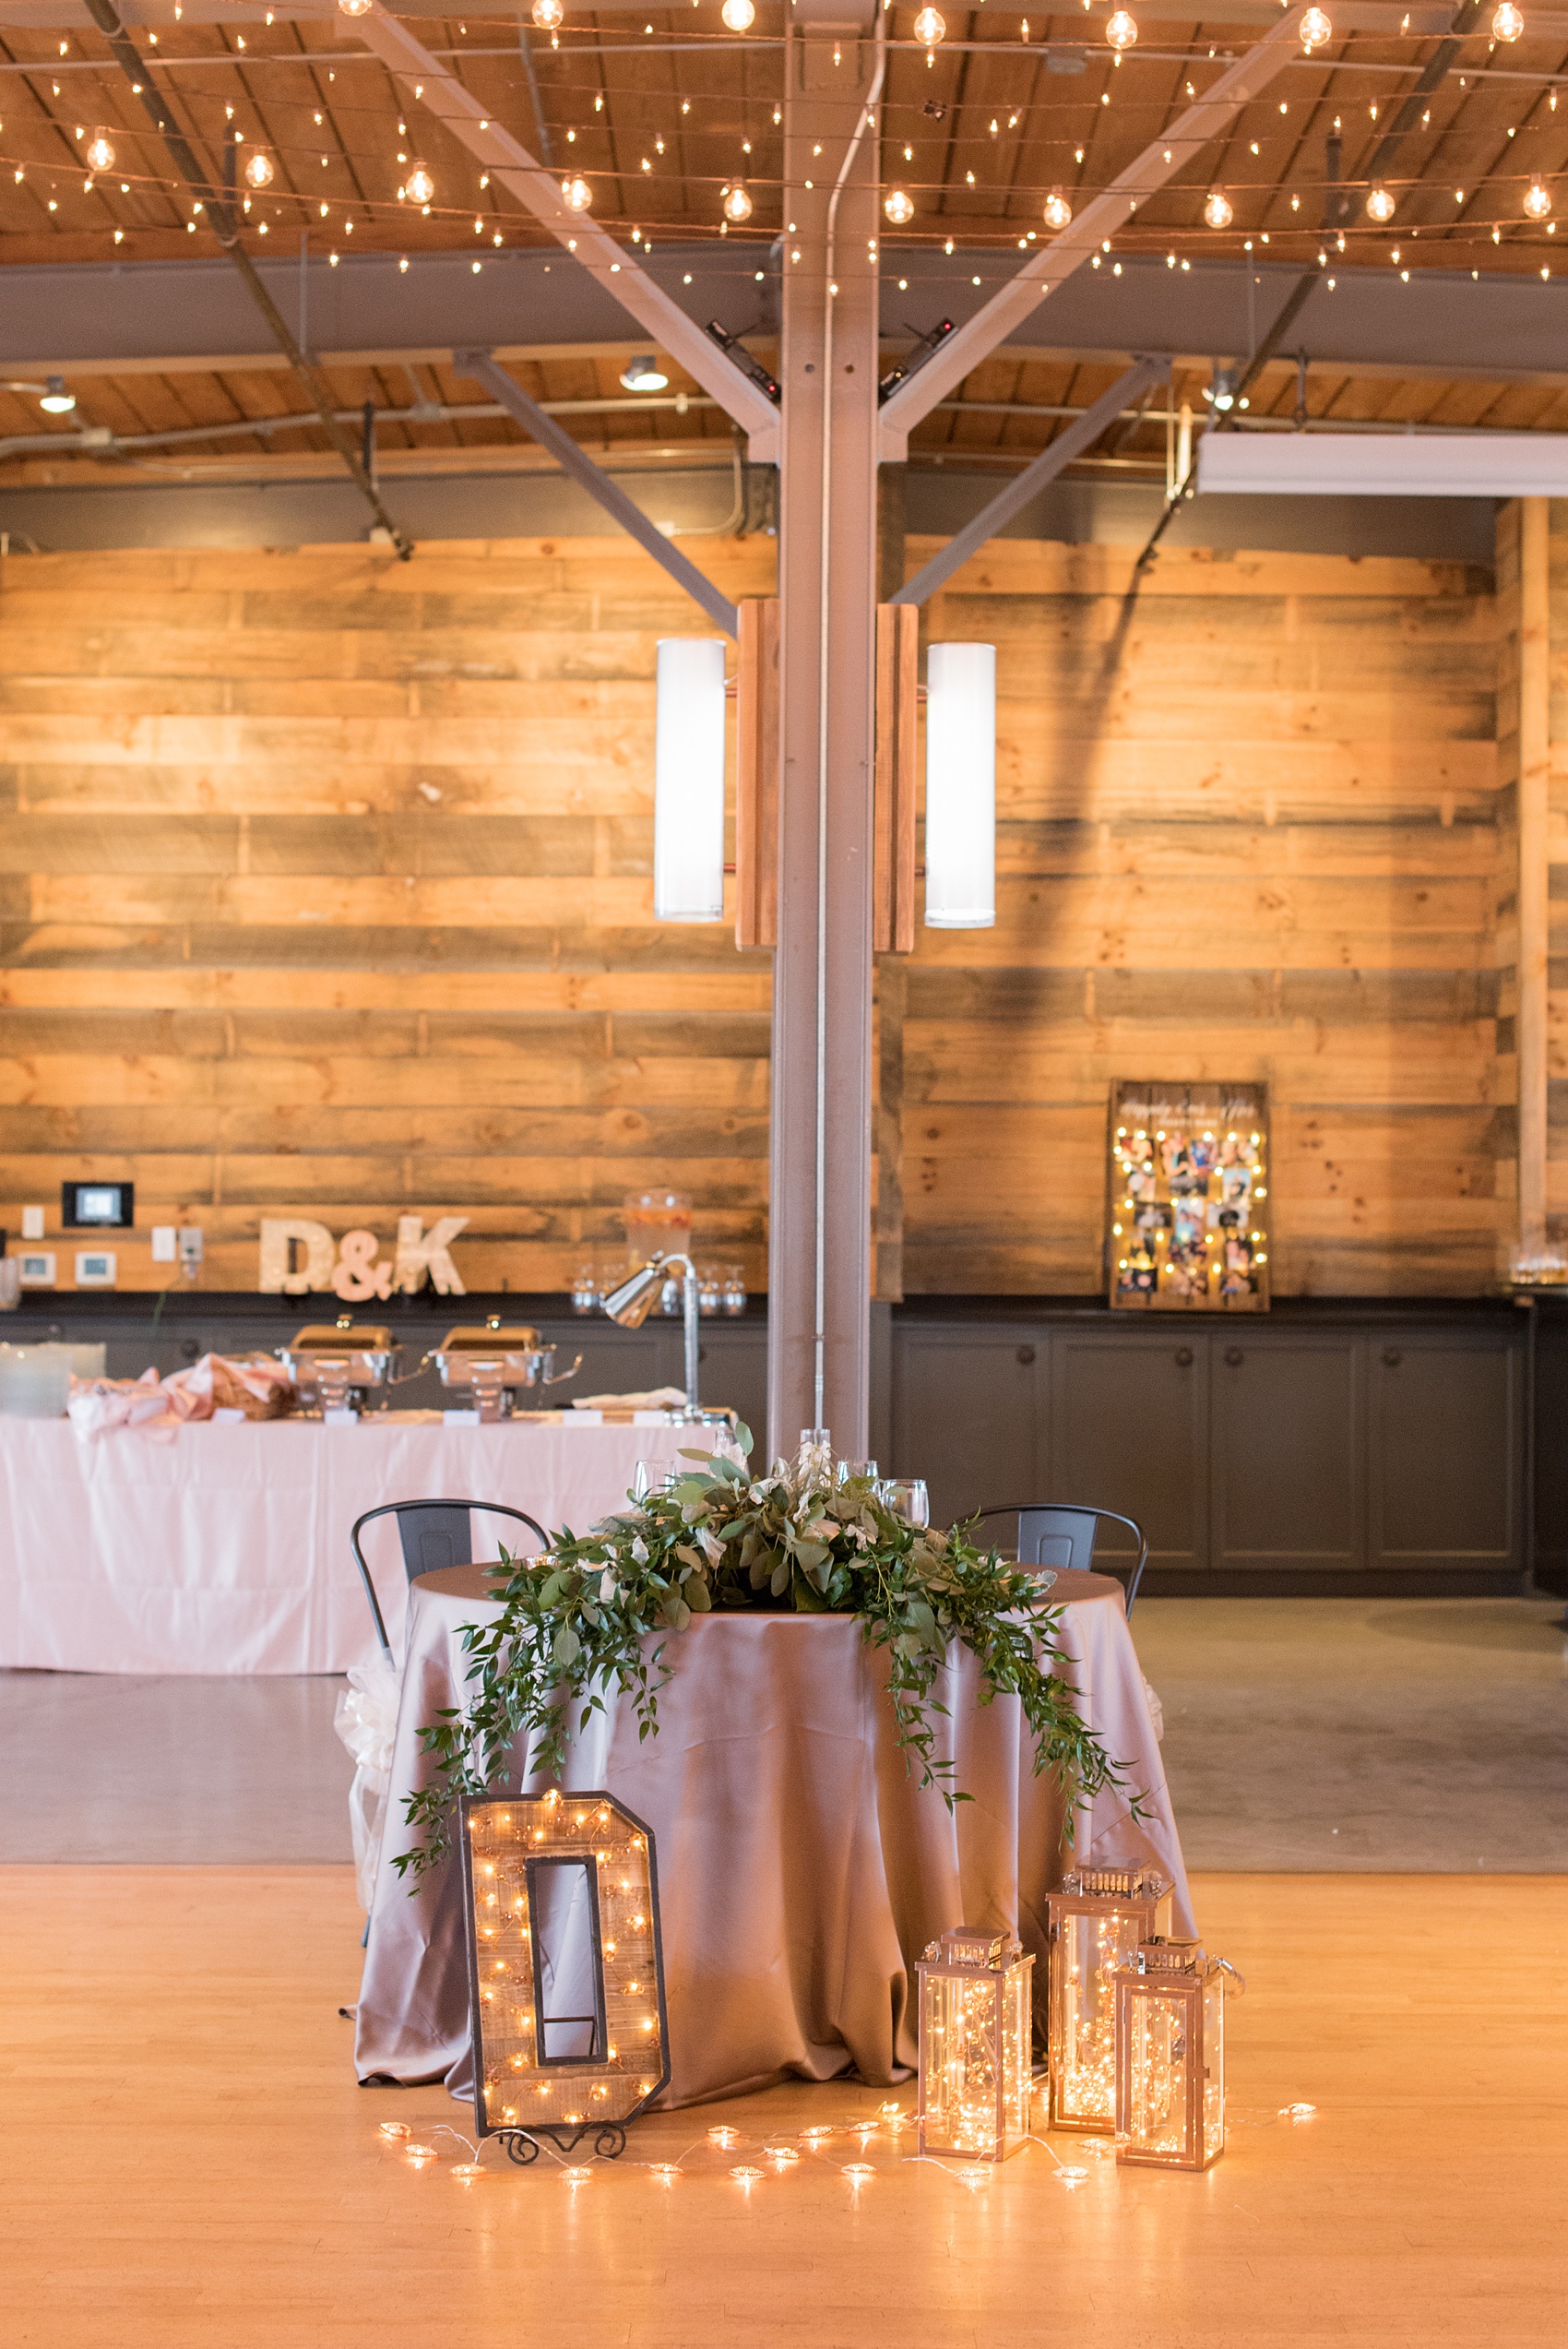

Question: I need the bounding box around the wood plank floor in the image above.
[3,1866,1562,2348]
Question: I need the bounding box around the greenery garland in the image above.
[395,1431,1129,1880]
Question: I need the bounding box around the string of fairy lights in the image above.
[0,3,1567,278]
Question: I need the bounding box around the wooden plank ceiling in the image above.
[5,4,1568,474]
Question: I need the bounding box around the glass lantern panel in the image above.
[921,1973,1003,2158]
[1201,1967,1226,2163]
[1051,1910,1144,2125]
[1125,1986,1194,2162]
[1002,1961,1032,2149]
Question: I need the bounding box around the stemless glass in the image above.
[886,1478,930,1528]
[632,1459,676,1503]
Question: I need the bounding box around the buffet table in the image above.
[355,1564,1190,2108]
[0,1417,713,1675]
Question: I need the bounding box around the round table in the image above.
[354,1564,1190,2108]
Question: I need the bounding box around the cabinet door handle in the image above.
[1016,1345,1037,1366]
[1224,1347,1243,1367]
[1383,1347,1402,1368]
[1174,1346,1194,1367]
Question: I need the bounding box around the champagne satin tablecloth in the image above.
[354,1565,1193,2108]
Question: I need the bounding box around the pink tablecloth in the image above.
[0,1418,716,1675]
[355,1566,1191,2108]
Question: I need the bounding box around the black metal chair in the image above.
[350,1497,550,1658]
[968,1503,1149,1616]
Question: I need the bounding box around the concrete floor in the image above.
[2,1595,1563,1868]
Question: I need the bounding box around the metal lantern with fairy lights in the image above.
[916,1927,1034,2164]
[1113,1939,1230,2171]
[1046,1866,1174,2132]
[460,1789,670,2164]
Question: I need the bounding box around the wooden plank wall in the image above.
[0,527,1507,1298]
[903,535,1505,1295]
[0,539,777,1293]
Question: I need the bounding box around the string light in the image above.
[884,186,914,224]
[84,129,114,172]
[531,0,564,24]
[1492,1,1525,37]
[1105,8,1138,49]
[404,160,434,205]
[1525,174,1552,219]
[561,173,593,211]
[720,0,755,26]
[721,182,753,221]
[1299,5,1332,50]
[1203,188,1233,229]
[244,149,274,189]
[1043,188,1073,230]
[1365,183,1396,222]
[336,0,374,16]
[913,6,945,53]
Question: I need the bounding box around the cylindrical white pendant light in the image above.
[653,637,727,923]
[923,641,996,929]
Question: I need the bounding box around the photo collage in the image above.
[1107,1082,1271,1313]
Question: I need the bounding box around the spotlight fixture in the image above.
[1042,187,1073,231]
[39,375,75,413]
[621,354,670,390]
[1525,174,1553,219]
[720,0,755,26]
[1298,5,1332,50]
[84,128,114,173]
[1105,8,1138,48]
[244,149,275,190]
[1492,0,1524,37]
[1365,182,1396,222]
[531,0,564,24]
[1203,188,1234,229]
[404,160,434,205]
[884,186,915,225]
[1204,364,1239,411]
[721,182,754,222]
[562,173,593,211]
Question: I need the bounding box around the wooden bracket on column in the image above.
[735,597,779,948]
[873,602,920,954]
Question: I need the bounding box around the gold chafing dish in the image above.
[429,1318,582,1420]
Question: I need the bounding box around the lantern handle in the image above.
[1213,1956,1247,1997]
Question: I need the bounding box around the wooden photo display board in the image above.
[1108,1083,1271,1313]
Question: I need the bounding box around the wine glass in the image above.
[885,1478,930,1528]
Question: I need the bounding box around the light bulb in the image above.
[531,0,564,24]
[244,149,275,190]
[1492,0,1524,37]
[562,173,593,211]
[404,160,434,205]
[1043,187,1072,230]
[722,182,753,221]
[720,0,755,26]
[1203,188,1233,229]
[1105,8,1138,48]
[1365,182,1396,221]
[336,0,374,16]
[85,128,114,172]
[913,6,945,47]
[1525,175,1552,219]
[884,186,914,225]
[1298,5,1331,50]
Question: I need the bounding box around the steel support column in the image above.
[767,20,883,1460]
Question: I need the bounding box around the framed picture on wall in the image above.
[1107,1082,1271,1313]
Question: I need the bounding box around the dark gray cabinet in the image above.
[1210,1337,1360,1572]
[1369,1334,1518,1569]
[895,1328,1046,1528]
[1049,1333,1206,1572]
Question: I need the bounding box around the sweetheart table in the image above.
[0,1416,715,1675]
[354,1564,1192,2109]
